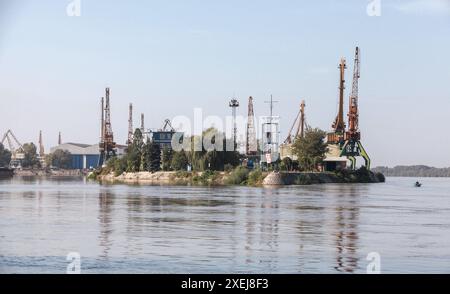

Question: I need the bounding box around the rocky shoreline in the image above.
[262,170,385,185]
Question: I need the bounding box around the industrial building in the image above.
[150,119,183,150]
[50,143,126,170]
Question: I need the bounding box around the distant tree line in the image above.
[46,149,72,169]
[372,166,450,177]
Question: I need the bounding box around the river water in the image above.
[0,176,449,274]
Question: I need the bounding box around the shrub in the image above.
[247,169,265,186]
[225,167,249,185]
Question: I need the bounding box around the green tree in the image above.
[47,149,72,169]
[22,143,40,168]
[280,157,293,171]
[171,150,188,171]
[292,128,328,171]
[147,141,161,172]
[161,146,173,171]
[0,143,12,167]
[126,128,144,172]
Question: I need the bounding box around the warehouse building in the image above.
[151,131,184,150]
[50,143,127,170]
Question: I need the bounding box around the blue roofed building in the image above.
[49,143,126,170]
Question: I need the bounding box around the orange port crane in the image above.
[327,58,347,144]
[340,47,370,170]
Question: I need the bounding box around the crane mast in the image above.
[296,100,306,139]
[284,100,306,144]
[332,58,347,133]
[327,58,347,145]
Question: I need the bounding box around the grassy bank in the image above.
[94,166,384,187]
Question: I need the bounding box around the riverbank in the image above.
[13,169,85,177]
[96,168,385,186]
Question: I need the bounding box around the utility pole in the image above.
[262,95,280,166]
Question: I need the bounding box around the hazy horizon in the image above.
[1,0,449,167]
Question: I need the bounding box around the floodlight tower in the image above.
[229,98,239,150]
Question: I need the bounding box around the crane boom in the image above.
[284,100,306,144]
[332,58,347,133]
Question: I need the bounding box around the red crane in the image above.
[99,88,117,166]
[346,47,361,141]
[340,47,370,169]
[327,58,347,144]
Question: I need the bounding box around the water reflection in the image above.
[333,185,364,273]
[1,177,450,273]
[98,191,114,259]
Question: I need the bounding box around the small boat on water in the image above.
[0,167,14,178]
[415,181,422,187]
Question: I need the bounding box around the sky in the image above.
[0,0,449,167]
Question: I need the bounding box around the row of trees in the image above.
[108,128,241,174]
[107,129,162,174]
[106,127,328,174]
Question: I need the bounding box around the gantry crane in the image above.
[161,119,175,132]
[284,100,307,144]
[1,129,25,168]
[340,47,370,170]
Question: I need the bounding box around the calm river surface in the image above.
[0,176,449,274]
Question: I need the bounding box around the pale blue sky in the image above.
[0,0,449,167]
